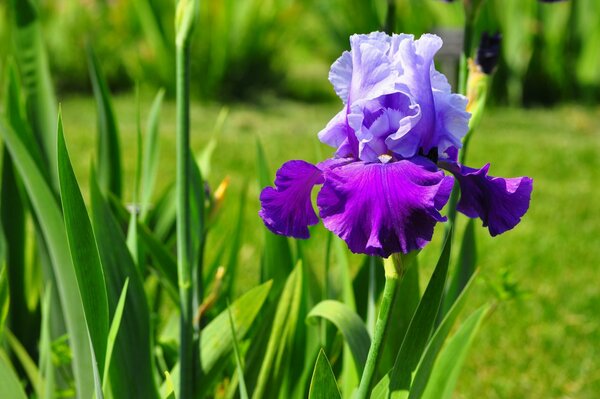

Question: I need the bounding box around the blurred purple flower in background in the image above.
[259,32,532,257]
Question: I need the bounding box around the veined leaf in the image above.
[90,172,159,399]
[308,350,341,399]
[0,119,95,397]
[57,115,109,373]
[0,349,27,399]
[87,44,123,198]
[419,305,490,399]
[307,300,371,376]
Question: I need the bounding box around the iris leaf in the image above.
[252,263,303,399]
[418,305,490,399]
[87,44,123,198]
[307,300,371,376]
[140,88,165,219]
[90,171,159,399]
[0,118,95,397]
[0,349,27,399]
[308,349,342,399]
[57,114,109,373]
[387,230,453,395]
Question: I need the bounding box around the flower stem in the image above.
[356,255,405,399]
[176,40,194,399]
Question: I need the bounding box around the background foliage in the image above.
[1,0,599,103]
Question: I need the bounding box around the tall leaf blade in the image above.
[9,0,58,187]
[0,349,27,399]
[2,60,41,359]
[308,350,342,399]
[0,119,95,397]
[161,281,273,398]
[90,172,159,399]
[140,88,165,218]
[387,232,453,394]
[57,115,109,372]
[371,270,480,399]
[87,44,123,198]
[441,219,477,316]
[39,286,54,399]
[252,263,303,399]
[307,300,371,376]
[419,305,490,399]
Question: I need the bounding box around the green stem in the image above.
[176,43,194,398]
[356,255,404,399]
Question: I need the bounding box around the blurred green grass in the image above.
[59,95,600,398]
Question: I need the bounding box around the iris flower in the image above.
[259,32,532,257]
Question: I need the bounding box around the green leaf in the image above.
[227,302,249,399]
[253,263,303,399]
[0,118,95,397]
[307,300,371,376]
[256,138,293,291]
[308,349,341,399]
[57,114,109,373]
[419,305,490,399]
[371,270,480,399]
[140,88,165,218]
[9,0,58,188]
[442,219,477,317]
[4,329,41,396]
[103,279,129,392]
[0,227,8,336]
[90,172,159,399]
[387,232,453,395]
[39,285,54,399]
[0,349,27,399]
[2,60,41,359]
[87,44,123,197]
[161,281,273,398]
[197,106,228,179]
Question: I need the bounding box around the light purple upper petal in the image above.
[259,160,324,239]
[317,157,453,257]
[448,163,533,236]
[322,32,470,163]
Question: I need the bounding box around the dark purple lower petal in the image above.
[452,163,533,236]
[317,157,453,257]
[259,160,324,239]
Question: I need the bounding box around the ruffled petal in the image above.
[317,157,453,257]
[347,32,398,105]
[451,163,533,236]
[259,160,324,239]
[329,51,353,104]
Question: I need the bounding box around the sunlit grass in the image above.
[60,95,600,398]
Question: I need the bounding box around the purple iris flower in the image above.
[259,32,532,257]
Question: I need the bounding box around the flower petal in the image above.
[317,158,453,257]
[259,160,324,239]
[452,163,533,236]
